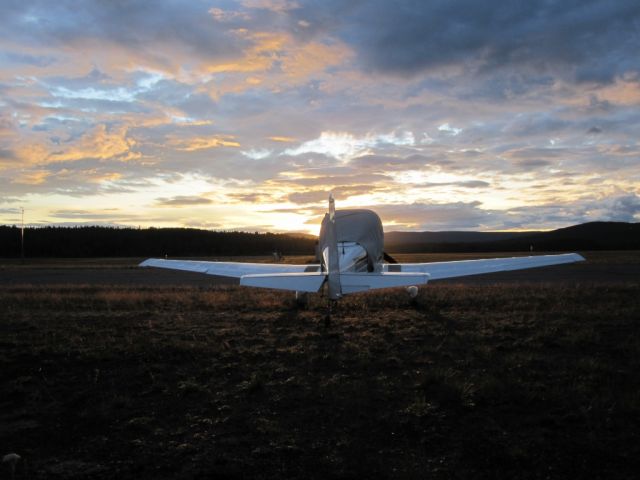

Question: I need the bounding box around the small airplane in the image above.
[141,194,584,323]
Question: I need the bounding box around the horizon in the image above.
[2,218,636,236]
[1,1,639,234]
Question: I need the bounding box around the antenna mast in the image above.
[20,207,25,260]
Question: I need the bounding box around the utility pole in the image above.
[20,207,25,261]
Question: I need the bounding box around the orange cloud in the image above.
[49,125,140,162]
[205,31,286,75]
[168,135,240,151]
[280,40,350,80]
[598,78,640,105]
[12,169,50,185]
[13,143,50,165]
[268,136,296,142]
[202,30,351,96]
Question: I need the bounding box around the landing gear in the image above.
[406,285,419,299]
[324,300,336,328]
[406,285,420,307]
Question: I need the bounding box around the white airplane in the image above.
[141,195,584,320]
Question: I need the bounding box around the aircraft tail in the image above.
[325,194,342,299]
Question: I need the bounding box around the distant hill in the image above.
[496,222,640,251]
[1,221,638,258]
[385,222,640,252]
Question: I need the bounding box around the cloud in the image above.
[287,185,375,204]
[1,2,247,72]
[419,180,490,189]
[48,209,136,220]
[168,135,241,151]
[268,136,296,143]
[588,194,640,222]
[370,201,491,230]
[514,159,552,169]
[156,196,214,207]
[0,148,17,164]
[226,192,278,203]
[291,0,640,84]
[48,125,139,162]
[349,154,451,171]
[284,130,416,160]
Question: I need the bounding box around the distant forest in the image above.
[1,221,638,258]
[0,226,317,258]
[385,222,640,253]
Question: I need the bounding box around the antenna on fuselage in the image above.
[329,192,335,221]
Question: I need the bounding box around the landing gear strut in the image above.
[324,300,336,328]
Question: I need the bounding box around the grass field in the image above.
[1,254,639,478]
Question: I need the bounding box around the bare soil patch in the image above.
[1,278,639,479]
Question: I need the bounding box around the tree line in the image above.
[0,226,317,258]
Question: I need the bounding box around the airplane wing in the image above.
[139,258,321,278]
[383,253,584,280]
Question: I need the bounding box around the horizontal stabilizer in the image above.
[340,272,429,294]
[240,272,326,292]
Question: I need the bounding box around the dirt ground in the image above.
[1,252,639,479]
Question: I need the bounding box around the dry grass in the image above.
[1,280,639,479]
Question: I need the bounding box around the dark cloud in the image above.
[287,190,329,205]
[504,113,571,137]
[371,201,491,230]
[418,180,490,189]
[0,149,17,162]
[48,209,136,221]
[600,194,640,222]
[505,193,640,227]
[226,192,279,203]
[0,51,56,67]
[292,0,640,84]
[514,159,552,169]
[287,185,376,204]
[0,1,246,66]
[509,148,564,159]
[156,196,213,206]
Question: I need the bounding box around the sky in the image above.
[1,0,639,234]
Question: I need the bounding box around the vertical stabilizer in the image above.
[325,194,341,299]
